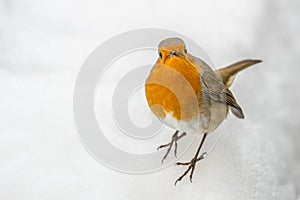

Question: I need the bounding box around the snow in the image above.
[1,0,300,199]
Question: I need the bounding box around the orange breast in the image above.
[145,56,202,121]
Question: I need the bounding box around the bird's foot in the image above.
[175,152,207,185]
[157,130,186,163]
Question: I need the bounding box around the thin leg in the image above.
[175,133,207,185]
[157,130,186,163]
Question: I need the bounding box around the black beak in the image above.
[170,50,179,58]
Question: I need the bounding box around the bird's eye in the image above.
[184,48,187,54]
[159,52,162,59]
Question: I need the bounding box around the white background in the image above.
[1,0,300,199]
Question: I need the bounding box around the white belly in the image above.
[158,103,228,134]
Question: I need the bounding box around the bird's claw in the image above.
[174,152,208,185]
[157,131,186,163]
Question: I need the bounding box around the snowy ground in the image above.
[1,0,300,199]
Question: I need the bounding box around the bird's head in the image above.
[157,37,187,62]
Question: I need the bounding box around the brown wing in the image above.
[225,89,244,119]
[193,57,226,103]
[192,56,229,131]
[193,56,244,119]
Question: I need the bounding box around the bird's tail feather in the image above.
[216,59,262,88]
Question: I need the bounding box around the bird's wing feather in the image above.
[192,56,226,103]
[193,56,244,119]
[224,89,244,119]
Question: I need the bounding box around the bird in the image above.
[144,37,262,185]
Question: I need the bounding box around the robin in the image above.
[145,37,261,185]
